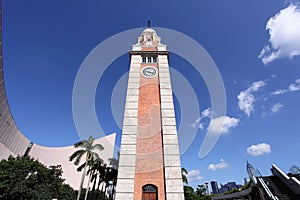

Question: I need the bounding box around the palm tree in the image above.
[195,184,206,195]
[69,136,104,200]
[107,167,118,200]
[108,151,120,170]
[95,163,107,200]
[87,158,104,200]
[181,167,188,185]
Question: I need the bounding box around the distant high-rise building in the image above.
[211,181,219,194]
[205,182,210,195]
[219,182,241,194]
[246,161,258,184]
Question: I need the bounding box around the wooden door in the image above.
[142,184,157,200]
[142,192,157,200]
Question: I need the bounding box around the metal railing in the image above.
[257,177,279,200]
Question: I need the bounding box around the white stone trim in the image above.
[124,109,138,118]
[158,55,185,199]
[118,154,136,167]
[162,125,177,134]
[117,167,135,179]
[161,109,175,118]
[162,117,176,126]
[122,118,137,126]
[122,125,138,134]
[164,155,181,167]
[166,193,185,200]
[164,144,180,155]
[165,179,185,193]
[120,144,136,154]
[163,134,180,144]
[116,51,140,200]
[120,135,137,145]
[115,179,135,192]
[160,95,173,102]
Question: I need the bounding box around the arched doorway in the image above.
[142,184,158,200]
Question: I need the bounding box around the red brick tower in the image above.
[115,27,184,200]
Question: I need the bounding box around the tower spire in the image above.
[148,20,151,28]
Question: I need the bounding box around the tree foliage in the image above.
[182,169,210,200]
[184,185,210,200]
[195,184,207,195]
[0,156,75,200]
[181,167,188,185]
[69,136,104,200]
[84,158,118,200]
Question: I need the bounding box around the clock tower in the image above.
[115,27,185,200]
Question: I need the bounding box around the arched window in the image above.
[142,184,157,200]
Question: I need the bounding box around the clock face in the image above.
[141,66,157,78]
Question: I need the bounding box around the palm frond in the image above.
[77,162,86,172]
[92,153,104,163]
[88,136,94,143]
[92,143,104,151]
[74,151,85,165]
[69,149,85,162]
[181,167,188,184]
[108,158,118,165]
[74,141,85,148]
[181,167,188,174]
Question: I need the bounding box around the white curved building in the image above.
[0,1,116,189]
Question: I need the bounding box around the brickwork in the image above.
[134,63,166,200]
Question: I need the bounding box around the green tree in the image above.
[96,163,107,199]
[196,184,206,195]
[184,186,201,200]
[69,136,104,200]
[0,156,75,200]
[87,158,105,200]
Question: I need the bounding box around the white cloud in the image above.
[210,116,240,134]
[191,108,239,133]
[271,79,300,95]
[238,81,266,117]
[199,122,205,130]
[259,4,300,64]
[270,102,283,113]
[190,118,201,128]
[246,143,271,156]
[187,169,203,182]
[201,107,212,118]
[208,159,229,171]
[190,108,212,129]
[271,89,286,95]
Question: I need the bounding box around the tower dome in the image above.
[137,27,161,45]
[142,28,157,34]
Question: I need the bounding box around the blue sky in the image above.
[3,0,300,189]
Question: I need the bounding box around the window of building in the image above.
[142,57,146,63]
[153,57,157,63]
[148,57,152,63]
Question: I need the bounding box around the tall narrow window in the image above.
[153,57,157,63]
[148,57,152,63]
[142,57,146,63]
